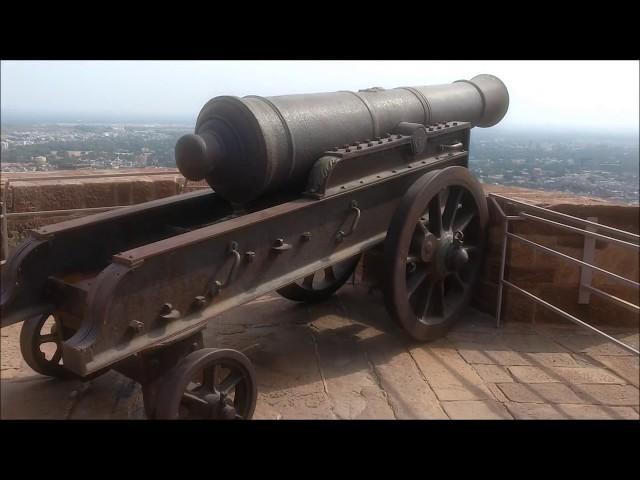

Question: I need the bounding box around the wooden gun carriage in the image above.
[0,74,509,419]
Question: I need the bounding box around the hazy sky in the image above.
[1,60,638,133]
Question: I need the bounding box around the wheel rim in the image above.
[156,348,257,420]
[384,167,488,341]
[277,255,361,302]
[20,313,70,377]
[297,257,358,292]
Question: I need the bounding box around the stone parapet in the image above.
[476,185,638,327]
[1,169,208,247]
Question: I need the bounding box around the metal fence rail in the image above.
[490,193,639,356]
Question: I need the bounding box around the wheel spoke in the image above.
[181,392,211,417]
[453,210,475,233]
[302,274,315,289]
[38,333,58,345]
[430,279,445,317]
[50,345,63,365]
[407,268,428,297]
[418,280,436,319]
[406,255,421,265]
[324,266,336,283]
[219,371,243,394]
[428,193,443,236]
[464,245,478,255]
[442,187,464,231]
[416,220,429,235]
[203,364,218,392]
[449,271,467,290]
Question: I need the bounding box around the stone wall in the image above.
[476,185,639,327]
[1,169,207,248]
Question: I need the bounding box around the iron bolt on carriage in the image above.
[0,74,509,419]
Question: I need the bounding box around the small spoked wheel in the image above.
[20,313,75,378]
[154,348,257,420]
[383,166,488,341]
[276,255,361,302]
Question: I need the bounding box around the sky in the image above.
[1,60,638,134]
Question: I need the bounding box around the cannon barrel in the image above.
[176,74,509,203]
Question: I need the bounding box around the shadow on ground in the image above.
[1,285,638,420]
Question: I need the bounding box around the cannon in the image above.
[0,74,509,419]
[176,74,508,203]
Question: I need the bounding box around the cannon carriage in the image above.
[0,74,509,419]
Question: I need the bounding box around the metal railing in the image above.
[490,193,639,355]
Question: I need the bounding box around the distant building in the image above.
[531,168,542,180]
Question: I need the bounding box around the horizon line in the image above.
[1,112,639,137]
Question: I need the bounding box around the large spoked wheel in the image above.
[154,348,257,420]
[20,313,75,378]
[276,255,361,303]
[383,166,488,341]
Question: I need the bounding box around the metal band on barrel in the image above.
[342,90,379,139]
[396,87,432,125]
[454,80,486,124]
[245,95,297,182]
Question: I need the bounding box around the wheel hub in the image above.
[427,231,468,276]
[447,231,469,272]
[203,391,238,419]
[412,221,470,277]
[412,228,438,263]
[447,245,469,272]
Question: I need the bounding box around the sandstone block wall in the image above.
[1,169,187,247]
[476,185,638,327]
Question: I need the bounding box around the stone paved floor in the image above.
[1,285,638,420]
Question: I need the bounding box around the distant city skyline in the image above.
[1,61,639,134]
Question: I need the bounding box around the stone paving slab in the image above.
[590,355,639,387]
[497,382,589,405]
[441,400,513,419]
[1,285,638,420]
[505,402,639,420]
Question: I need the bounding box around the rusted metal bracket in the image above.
[304,134,413,198]
[158,303,181,321]
[336,201,361,242]
[271,238,292,252]
[304,121,471,199]
[209,241,241,296]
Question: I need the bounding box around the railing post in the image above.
[490,196,509,328]
[0,180,9,267]
[578,216,598,305]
